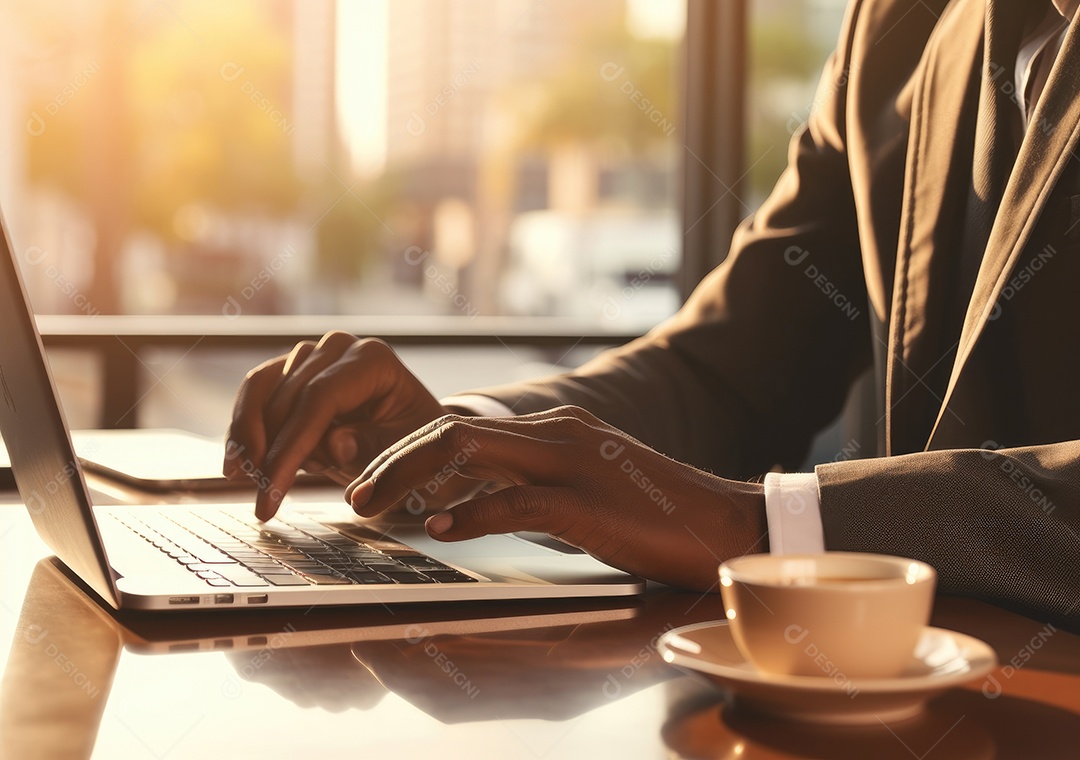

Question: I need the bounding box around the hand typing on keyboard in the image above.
[339,404,768,591]
[228,332,769,592]
[224,332,482,521]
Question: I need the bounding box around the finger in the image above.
[350,420,578,517]
[257,402,339,520]
[283,340,318,375]
[223,355,288,479]
[345,407,599,502]
[391,475,492,519]
[345,414,467,499]
[263,332,356,440]
[346,412,581,503]
[255,340,403,519]
[424,486,577,541]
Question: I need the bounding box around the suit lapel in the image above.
[885,0,984,454]
[927,10,1080,446]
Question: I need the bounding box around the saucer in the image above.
[657,621,997,725]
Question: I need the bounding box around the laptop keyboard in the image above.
[110,510,479,588]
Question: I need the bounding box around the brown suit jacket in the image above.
[467,0,1080,625]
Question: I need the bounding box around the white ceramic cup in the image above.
[718,552,936,680]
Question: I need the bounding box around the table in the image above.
[2,489,1079,760]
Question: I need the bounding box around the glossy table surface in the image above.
[2,485,1080,760]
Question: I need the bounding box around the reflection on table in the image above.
[1,506,1079,759]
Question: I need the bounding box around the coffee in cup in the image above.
[718,552,936,680]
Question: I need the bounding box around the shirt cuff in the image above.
[440,394,515,418]
[763,472,826,554]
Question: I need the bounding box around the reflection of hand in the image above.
[225,643,387,713]
[347,406,768,590]
[350,595,699,723]
[224,332,475,520]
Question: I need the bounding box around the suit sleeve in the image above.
[467,8,874,481]
[817,444,1080,627]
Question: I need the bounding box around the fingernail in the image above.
[255,494,275,522]
[350,480,374,511]
[427,513,452,535]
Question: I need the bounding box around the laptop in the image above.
[34,556,641,654]
[0,208,644,611]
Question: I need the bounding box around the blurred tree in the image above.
[127,0,301,237]
[511,2,830,210]
[509,25,678,156]
[312,173,398,281]
[23,0,303,311]
[747,6,831,203]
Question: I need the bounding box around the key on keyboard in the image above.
[112,510,479,588]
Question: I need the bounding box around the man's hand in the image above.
[224,331,452,520]
[346,406,768,591]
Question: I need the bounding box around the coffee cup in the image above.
[718,552,936,679]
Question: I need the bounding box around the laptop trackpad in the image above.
[386,527,568,560]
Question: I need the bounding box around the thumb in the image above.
[424,486,575,541]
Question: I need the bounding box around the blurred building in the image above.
[385,0,626,313]
[386,0,625,166]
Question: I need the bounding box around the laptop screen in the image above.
[0,209,118,606]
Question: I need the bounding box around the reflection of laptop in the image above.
[72,428,330,491]
[1,558,640,756]
[0,208,644,611]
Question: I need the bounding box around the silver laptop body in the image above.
[0,208,643,611]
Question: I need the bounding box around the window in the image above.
[747,0,844,205]
[0,0,690,432]
[6,0,686,329]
